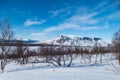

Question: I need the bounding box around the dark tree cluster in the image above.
[112,29,120,65]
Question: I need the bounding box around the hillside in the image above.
[41,34,110,47]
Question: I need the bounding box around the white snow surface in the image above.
[0,60,120,80]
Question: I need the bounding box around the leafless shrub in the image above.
[112,29,120,65]
[0,19,14,73]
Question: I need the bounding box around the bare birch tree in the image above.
[0,19,14,73]
[112,29,120,65]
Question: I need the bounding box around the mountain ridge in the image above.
[41,34,110,47]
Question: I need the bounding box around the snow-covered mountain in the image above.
[41,34,110,47]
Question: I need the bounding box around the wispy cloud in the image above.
[69,12,99,25]
[32,23,80,36]
[32,15,108,37]
[32,21,109,36]
[24,19,46,26]
[49,9,65,17]
[32,1,119,37]
[49,7,71,17]
[107,11,120,19]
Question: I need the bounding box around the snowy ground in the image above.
[0,60,120,80]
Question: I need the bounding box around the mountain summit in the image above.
[41,34,109,47]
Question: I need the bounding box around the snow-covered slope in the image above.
[41,34,110,47]
[1,56,120,80]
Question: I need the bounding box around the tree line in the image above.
[0,19,120,73]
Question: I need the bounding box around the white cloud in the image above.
[24,19,46,26]
[32,32,47,37]
[69,12,99,25]
[49,9,65,17]
[32,21,109,36]
[107,11,120,19]
[49,7,71,17]
[32,23,80,36]
[32,1,113,37]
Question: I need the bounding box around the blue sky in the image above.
[0,0,120,42]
